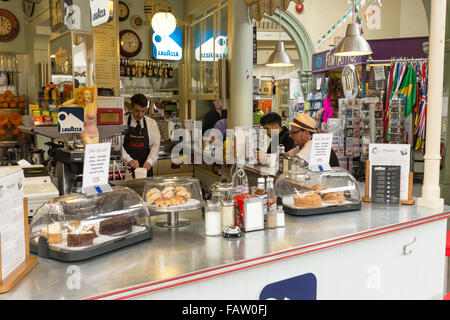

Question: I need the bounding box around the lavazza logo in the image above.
[157,50,179,58]
[92,8,106,21]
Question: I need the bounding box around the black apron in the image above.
[124,116,153,177]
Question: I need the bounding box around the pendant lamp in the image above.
[334,1,372,56]
[151,12,177,36]
[265,11,294,67]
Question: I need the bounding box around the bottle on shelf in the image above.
[168,63,174,78]
[147,61,153,77]
[158,62,164,78]
[120,59,125,76]
[232,157,249,196]
[126,60,132,77]
[266,177,276,212]
[131,60,137,77]
[164,63,169,78]
[255,177,268,221]
[142,61,148,78]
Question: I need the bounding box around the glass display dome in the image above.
[143,176,204,212]
[274,168,361,216]
[29,186,152,261]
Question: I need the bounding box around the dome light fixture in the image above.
[334,0,372,57]
[151,11,176,36]
[265,11,294,68]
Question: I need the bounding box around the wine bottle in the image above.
[169,63,174,78]
[164,63,168,78]
[158,62,164,78]
[132,60,137,77]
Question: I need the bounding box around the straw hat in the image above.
[290,113,317,133]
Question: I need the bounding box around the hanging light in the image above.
[265,11,294,68]
[151,11,177,36]
[334,0,372,56]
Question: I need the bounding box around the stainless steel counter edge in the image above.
[85,206,450,300]
[1,202,449,300]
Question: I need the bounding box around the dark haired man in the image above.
[259,112,295,154]
[121,94,161,177]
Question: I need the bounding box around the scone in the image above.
[161,186,175,199]
[175,187,191,201]
[169,196,186,206]
[155,197,171,208]
[146,188,162,204]
[293,193,322,208]
[323,192,346,204]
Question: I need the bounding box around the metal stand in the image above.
[156,211,191,228]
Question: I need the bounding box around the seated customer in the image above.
[203,99,227,134]
[260,112,295,154]
[287,113,340,167]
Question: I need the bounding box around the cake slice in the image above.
[41,222,62,244]
[99,216,133,235]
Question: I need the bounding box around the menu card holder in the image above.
[0,198,38,293]
[362,160,415,205]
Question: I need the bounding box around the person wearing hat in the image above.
[121,94,161,177]
[287,113,340,167]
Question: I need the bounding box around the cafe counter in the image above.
[1,201,449,300]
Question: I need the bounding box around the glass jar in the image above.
[205,200,221,236]
[220,199,234,232]
[276,205,285,228]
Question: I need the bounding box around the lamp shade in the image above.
[334,23,373,57]
[265,41,294,67]
[151,12,176,36]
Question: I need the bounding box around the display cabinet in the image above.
[29,186,152,261]
[274,168,361,216]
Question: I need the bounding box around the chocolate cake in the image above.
[67,232,95,247]
[99,215,133,235]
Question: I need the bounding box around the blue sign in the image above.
[152,28,183,61]
[259,273,317,300]
[58,107,84,133]
[315,57,323,69]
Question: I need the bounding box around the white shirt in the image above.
[121,114,161,166]
[286,139,312,163]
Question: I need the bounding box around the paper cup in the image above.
[135,168,147,179]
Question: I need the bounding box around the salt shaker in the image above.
[205,200,222,236]
[266,208,277,229]
[276,205,285,228]
[220,199,235,232]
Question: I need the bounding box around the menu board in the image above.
[0,168,25,281]
[371,165,401,205]
[82,143,112,191]
[93,3,119,96]
[369,144,410,201]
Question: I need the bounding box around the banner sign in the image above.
[152,28,183,61]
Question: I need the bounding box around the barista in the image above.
[122,94,161,177]
[286,113,340,167]
[259,112,295,154]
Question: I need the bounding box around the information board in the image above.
[371,165,401,205]
[82,143,112,194]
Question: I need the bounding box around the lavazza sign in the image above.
[90,0,114,27]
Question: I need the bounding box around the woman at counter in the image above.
[121,94,161,177]
[287,113,340,167]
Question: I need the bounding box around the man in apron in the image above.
[121,94,161,177]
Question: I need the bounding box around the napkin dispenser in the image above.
[234,194,264,232]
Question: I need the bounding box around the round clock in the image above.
[130,15,144,29]
[119,1,130,22]
[0,9,19,42]
[120,29,142,58]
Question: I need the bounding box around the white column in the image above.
[418,0,446,209]
[228,0,253,129]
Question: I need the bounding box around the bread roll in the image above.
[161,186,175,199]
[307,184,327,192]
[293,193,322,208]
[146,188,162,204]
[155,197,171,208]
[323,192,346,204]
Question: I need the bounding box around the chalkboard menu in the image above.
[371,165,401,205]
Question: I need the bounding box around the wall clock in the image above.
[130,15,143,29]
[0,9,19,42]
[120,29,142,58]
[119,1,130,22]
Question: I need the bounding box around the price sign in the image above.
[309,133,333,171]
[82,143,112,194]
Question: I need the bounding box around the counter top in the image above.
[1,201,449,300]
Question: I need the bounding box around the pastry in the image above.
[41,222,62,244]
[323,192,346,204]
[67,232,95,247]
[68,221,81,231]
[175,187,191,201]
[99,216,133,235]
[161,186,175,199]
[169,196,186,206]
[293,193,322,208]
[308,184,327,192]
[146,188,162,204]
[155,197,171,208]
